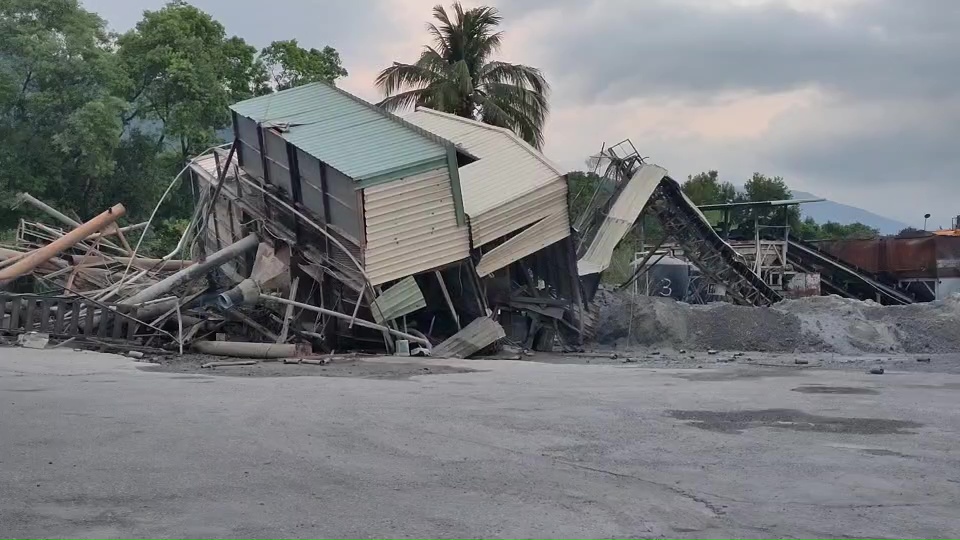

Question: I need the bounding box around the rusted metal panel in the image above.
[785,272,821,298]
[818,237,944,279]
[362,167,470,286]
[935,236,960,278]
[370,276,427,324]
[432,317,506,358]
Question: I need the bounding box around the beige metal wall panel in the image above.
[432,317,506,358]
[577,164,668,276]
[404,109,566,217]
[470,181,568,247]
[476,212,571,277]
[370,276,427,324]
[363,168,470,286]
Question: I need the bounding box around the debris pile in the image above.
[2,81,950,363]
[1,83,595,358]
[594,288,960,354]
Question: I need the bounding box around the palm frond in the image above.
[479,82,548,148]
[478,61,549,96]
[377,88,433,112]
[374,57,443,97]
[426,23,450,58]
[463,6,502,63]
[376,2,550,147]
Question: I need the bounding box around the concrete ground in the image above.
[1,348,959,538]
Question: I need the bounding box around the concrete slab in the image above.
[1,348,958,538]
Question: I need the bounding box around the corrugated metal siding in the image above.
[476,213,571,277]
[403,108,569,244]
[230,83,450,182]
[578,164,667,276]
[432,317,506,358]
[470,181,568,247]
[370,276,427,324]
[363,168,471,286]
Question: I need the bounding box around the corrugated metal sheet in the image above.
[578,164,667,276]
[363,168,471,286]
[431,316,506,358]
[404,108,569,246]
[476,213,570,276]
[470,181,568,247]
[231,83,452,183]
[370,276,427,324]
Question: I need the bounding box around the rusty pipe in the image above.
[0,204,125,285]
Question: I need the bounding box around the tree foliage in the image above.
[0,0,125,226]
[260,39,347,90]
[561,168,882,244]
[681,171,736,206]
[0,0,347,238]
[798,218,879,240]
[115,1,257,162]
[734,172,799,238]
[375,3,550,148]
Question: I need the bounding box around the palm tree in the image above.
[375,3,550,148]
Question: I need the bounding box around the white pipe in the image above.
[121,233,259,306]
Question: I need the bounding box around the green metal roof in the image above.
[230,82,460,184]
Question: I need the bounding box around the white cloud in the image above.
[82,0,960,224]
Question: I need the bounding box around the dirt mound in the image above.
[592,289,960,354]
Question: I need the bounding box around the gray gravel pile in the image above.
[592,289,960,354]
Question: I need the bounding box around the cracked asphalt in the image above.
[1,348,959,538]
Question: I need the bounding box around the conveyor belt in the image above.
[786,237,914,305]
[647,179,782,307]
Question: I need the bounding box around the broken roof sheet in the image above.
[231,83,463,184]
[403,107,566,216]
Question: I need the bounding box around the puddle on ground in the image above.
[792,386,879,395]
[672,368,806,382]
[860,448,912,458]
[668,408,922,435]
[903,383,960,391]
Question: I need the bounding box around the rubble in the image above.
[1,82,955,362]
[594,289,960,354]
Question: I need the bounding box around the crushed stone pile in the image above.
[592,289,960,354]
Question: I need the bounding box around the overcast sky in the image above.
[83,0,959,227]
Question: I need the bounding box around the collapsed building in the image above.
[0,81,805,356]
[188,82,584,355]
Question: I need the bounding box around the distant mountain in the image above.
[791,190,909,235]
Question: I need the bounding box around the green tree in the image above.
[734,173,799,238]
[375,2,550,148]
[567,171,607,223]
[224,36,271,100]
[896,226,926,238]
[681,170,737,206]
[0,0,126,226]
[796,216,822,240]
[260,39,348,90]
[115,1,262,163]
[820,221,879,240]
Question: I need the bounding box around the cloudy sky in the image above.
[83,0,958,227]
